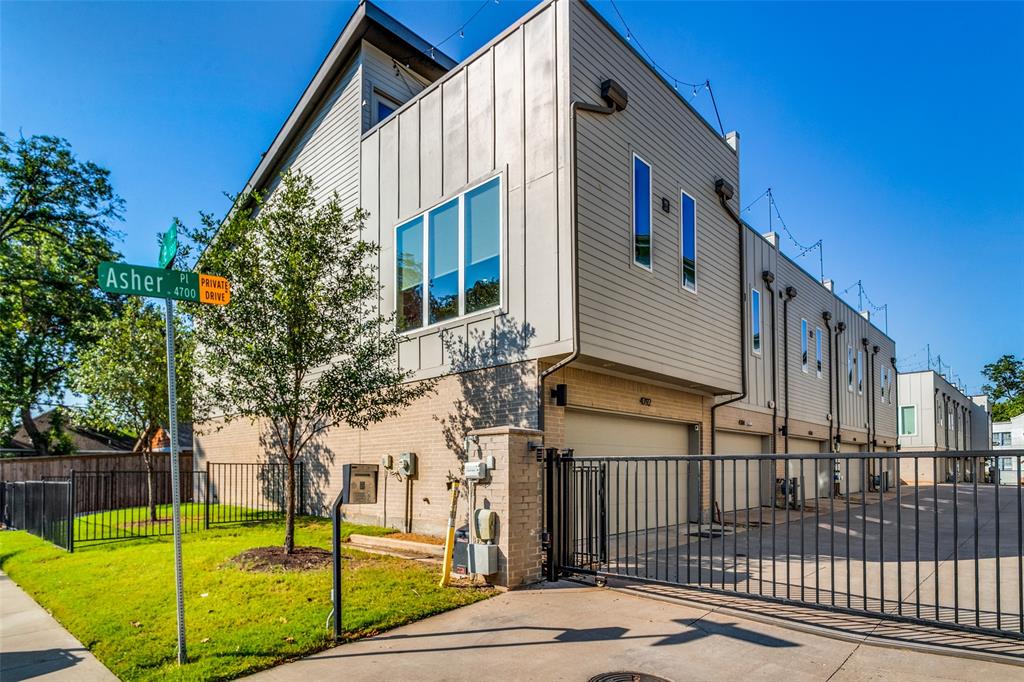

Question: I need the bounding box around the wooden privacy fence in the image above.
[0,451,194,483]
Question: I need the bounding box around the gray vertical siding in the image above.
[360,0,572,379]
[569,0,742,394]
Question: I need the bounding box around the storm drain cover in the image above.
[588,673,672,682]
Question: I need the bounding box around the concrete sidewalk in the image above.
[246,582,1023,682]
[0,572,116,682]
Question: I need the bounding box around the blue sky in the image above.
[3,0,1022,394]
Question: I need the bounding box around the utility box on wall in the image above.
[341,464,379,504]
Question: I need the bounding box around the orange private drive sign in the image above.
[199,274,231,306]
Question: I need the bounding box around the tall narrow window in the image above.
[632,154,652,269]
[857,350,864,394]
[880,366,887,403]
[427,198,459,324]
[680,191,696,290]
[800,319,809,372]
[396,217,424,332]
[815,327,823,377]
[751,288,762,354]
[847,345,854,391]
[464,177,501,313]
[900,405,917,436]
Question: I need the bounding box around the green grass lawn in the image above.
[0,517,494,681]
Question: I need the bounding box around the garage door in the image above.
[838,442,864,495]
[565,410,691,533]
[566,410,689,457]
[713,431,764,512]
[790,437,830,498]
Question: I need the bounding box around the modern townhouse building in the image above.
[896,370,990,483]
[992,412,1024,485]
[196,0,897,586]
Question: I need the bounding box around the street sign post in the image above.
[96,256,230,666]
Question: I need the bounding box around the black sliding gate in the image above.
[542,448,1024,641]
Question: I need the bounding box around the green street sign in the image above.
[99,261,198,301]
[98,261,231,305]
[159,223,178,269]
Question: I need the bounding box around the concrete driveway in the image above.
[245,582,1023,682]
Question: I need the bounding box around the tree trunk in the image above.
[284,455,296,554]
[144,452,158,523]
[19,406,48,457]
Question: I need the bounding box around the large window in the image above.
[632,154,652,269]
[900,405,917,436]
[751,288,762,354]
[847,345,854,391]
[993,432,1013,447]
[396,218,424,332]
[800,319,809,372]
[680,191,696,290]
[857,349,864,394]
[815,327,823,377]
[396,176,502,332]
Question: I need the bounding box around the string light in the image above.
[606,0,725,134]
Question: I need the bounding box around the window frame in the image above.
[815,327,823,378]
[847,345,854,391]
[679,189,697,292]
[899,404,918,437]
[751,287,762,355]
[631,152,653,271]
[394,173,504,336]
[800,318,809,373]
[373,89,403,126]
[857,349,864,394]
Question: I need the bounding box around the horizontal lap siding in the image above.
[569,1,741,395]
[264,57,362,212]
[361,0,570,382]
[361,41,430,133]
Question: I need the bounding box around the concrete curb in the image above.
[347,533,445,558]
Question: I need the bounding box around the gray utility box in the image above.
[469,543,498,576]
[341,464,379,504]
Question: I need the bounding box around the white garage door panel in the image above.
[838,442,864,494]
[712,431,763,512]
[566,410,690,533]
[788,437,824,454]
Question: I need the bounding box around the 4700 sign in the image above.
[98,262,230,305]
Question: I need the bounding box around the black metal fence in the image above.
[544,448,1024,641]
[2,461,304,549]
[1,479,74,551]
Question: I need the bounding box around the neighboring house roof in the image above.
[7,410,135,454]
[239,0,455,200]
[151,423,194,453]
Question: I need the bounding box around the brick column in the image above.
[468,426,544,588]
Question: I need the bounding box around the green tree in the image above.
[0,133,121,455]
[982,354,1024,422]
[72,298,193,521]
[189,171,432,553]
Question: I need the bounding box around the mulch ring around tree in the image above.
[229,546,337,572]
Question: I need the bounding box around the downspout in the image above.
[537,88,624,432]
[710,179,747,453]
[861,338,871,447]
[782,286,797,452]
[891,357,899,451]
[834,321,846,451]
[822,312,834,451]
[870,345,879,448]
[762,271,778,453]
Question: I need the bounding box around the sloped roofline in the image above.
[239,0,456,198]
